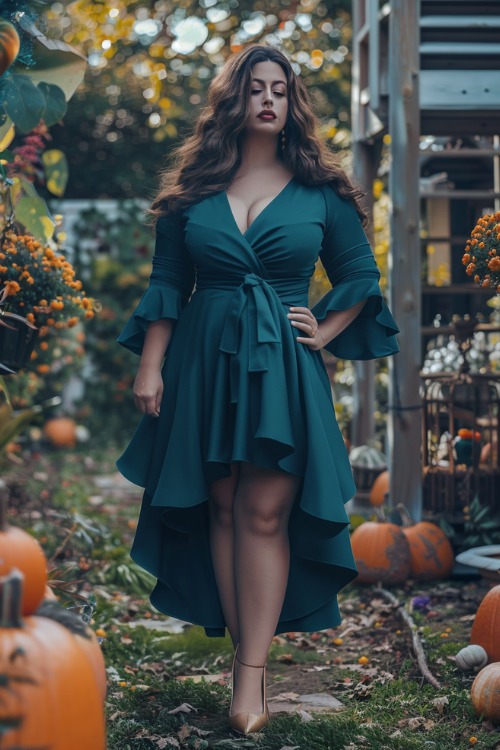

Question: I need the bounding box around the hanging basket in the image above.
[0,309,39,373]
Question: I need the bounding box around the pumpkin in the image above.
[470,584,500,662]
[0,492,47,615]
[369,470,389,507]
[0,19,20,76]
[470,662,500,723]
[0,568,106,748]
[396,504,454,581]
[42,417,77,448]
[350,510,411,584]
[35,599,107,702]
[455,644,488,671]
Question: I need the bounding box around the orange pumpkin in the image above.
[35,599,107,702]
[42,417,77,448]
[369,470,389,507]
[470,584,500,662]
[0,20,20,76]
[0,493,47,615]
[0,568,106,748]
[350,511,411,584]
[396,504,454,581]
[471,662,500,723]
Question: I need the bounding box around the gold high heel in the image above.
[229,644,269,735]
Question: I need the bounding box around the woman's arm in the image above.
[133,319,175,416]
[289,299,367,351]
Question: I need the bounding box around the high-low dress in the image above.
[115,177,400,637]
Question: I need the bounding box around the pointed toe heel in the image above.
[228,644,269,735]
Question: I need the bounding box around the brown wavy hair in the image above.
[146,43,368,229]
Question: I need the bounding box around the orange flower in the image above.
[5,280,20,295]
[466,263,476,276]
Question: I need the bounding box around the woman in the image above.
[115,43,400,735]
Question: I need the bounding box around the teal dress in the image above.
[115,177,400,637]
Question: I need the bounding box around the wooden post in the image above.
[387,0,422,518]
[351,141,377,447]
[350,0,377,450]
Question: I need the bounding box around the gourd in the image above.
[350,510,411,584]
[470,584,500,662]
[455,644,488,671]
[42,416,77,448]
[369,470,389,507]
[0,19,20,76]
[470,662,500,723]
[396,504,454,581]
[0,568,107,748]
[0,492,47,615]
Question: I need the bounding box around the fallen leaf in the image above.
[177,725,191,741]
[167,702,197,714]
[298,709,314,722]
[431,696,449,714]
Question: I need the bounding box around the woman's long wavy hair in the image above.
[147,43,368,229]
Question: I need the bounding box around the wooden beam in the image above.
[387,0,422,518]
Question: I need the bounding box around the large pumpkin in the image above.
[470,662,500,723]
[470,584,500,662]
[350,513,411,584]
[0,568,106,748]
[0,492,47,615]
[35,599,107,702]
[0,19,20,76]
[396,504,454,581]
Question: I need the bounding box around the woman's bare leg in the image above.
[230,461,301,715]
[207,463,241,648]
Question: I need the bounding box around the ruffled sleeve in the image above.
[116,209,196,356]
[311,184,400,360]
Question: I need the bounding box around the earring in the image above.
[281,127,286,150]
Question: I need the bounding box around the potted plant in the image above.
[0,227,97,373]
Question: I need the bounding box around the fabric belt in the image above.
[195,272,309,402]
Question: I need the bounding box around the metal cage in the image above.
[421,318,500,517]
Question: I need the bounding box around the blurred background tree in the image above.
[39,0,353,199]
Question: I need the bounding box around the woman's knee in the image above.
[208,464,239,526]
[235,463,300,536]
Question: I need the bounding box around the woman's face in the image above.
[244,60,289,137]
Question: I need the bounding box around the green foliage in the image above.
[440,493,500,549]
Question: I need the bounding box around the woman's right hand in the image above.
[133,364,164,417]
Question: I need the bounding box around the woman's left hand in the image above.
[287,306,325,350]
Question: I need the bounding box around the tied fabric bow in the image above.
[219,273,284,403]
[0,284,38,331]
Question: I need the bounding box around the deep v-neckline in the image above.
[223,176,295,239]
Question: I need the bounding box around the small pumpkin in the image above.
[369,470,389,507]
[471,662,500,723]
[0,491,47,615]
[350,509,411,585]
[470,584,500,662]
[0,568,107,748]
[396,504,454,581]
[42,417,77,448]
[455,644,488,671]
[0,19,20,76]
